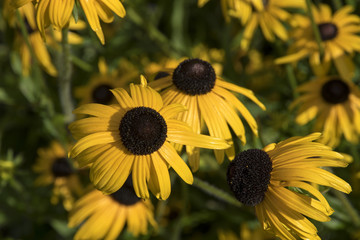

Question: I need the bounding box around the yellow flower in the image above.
[228,0,305,51]
[276,4,360,65]
[33,142,83,211]
[35,0,75,35]
[69,179,157,239]
[291,76,360,147]
[13,0,126,44]
[5,2,85,76]
[75,58,138,105]
[69,76,229,200]
[149,58,265,172]
[78,0,126,44]
[227,133,351,240]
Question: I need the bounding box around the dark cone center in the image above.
[51,157,73,178]
[321,79,350,104]
[172,58,216,95]
[119,107,167,155]
[227,149,272,206]
[92,84,113,104]
[318,23,338,41]
[110,176,140,205]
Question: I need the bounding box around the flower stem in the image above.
[192,176,242,208]
[332,189,360,227]
[59,27,74,124]
[305,0,324,56]
[286,64,298,98]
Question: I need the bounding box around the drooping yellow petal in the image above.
[158,142,193,184]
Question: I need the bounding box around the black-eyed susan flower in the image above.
[291,76,360,147]
[228,0,305,51]
[5,2,57,76]
[69,76,230,200]
[13,0,126,44]
[69,177,157,239]
[149,58,265,172]
[33,142,83,211]
[276,4,360,66]
[5,1,85,77]
[75,58,138,105]
[77,0,126,44]
[227,133,351,240]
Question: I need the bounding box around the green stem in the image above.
[305,0,324,56]
[192,176,242,208]
[286,64,298,98]
[332,189,360,227]
[332,0,342,9]
[59,28,74,124]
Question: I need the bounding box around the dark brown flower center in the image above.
[172,58,216,95]
[119,107,167,155]
[318,23,338,41]
[91,84,113,104]
[321,79,350,104]
[51,157,73,178]
[110,176,141,205]
[227,149,272,206]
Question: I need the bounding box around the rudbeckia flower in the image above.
[291,76,360,147]
[69,178,157,239]
[33,142,83,211]
[228,0,305,51]
[77,0,126,44]
[5,2,85,76]
[75,58,138,105]
[69,76,229,200]
[275,4,360,66]
[13,0,126,44]
[227,133,351,240]
[149,58,265,172]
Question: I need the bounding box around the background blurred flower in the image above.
[75,58,138,105]
[228,0,305,51]
[69,178,157,239]
[33,142,83,211]
[276,4,360,67]
[291,76,360,147]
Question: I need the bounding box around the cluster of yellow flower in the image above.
[11,0,360,239]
